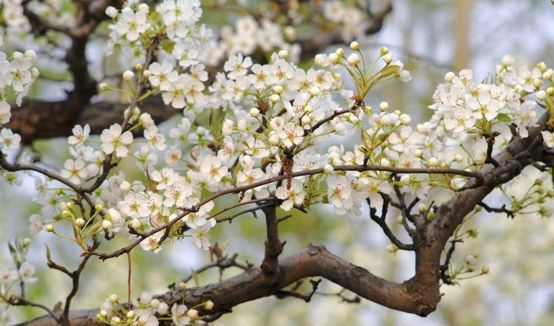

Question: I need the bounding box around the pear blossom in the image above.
[100,124,133,158]
[542,131,554,148]
[184,201,214,229]
[0,102,10,124]
[60,159,88,185]
[275,180,306,211]
[191,218,216,250]
[171,304,190,326]
[18,262,37,283]
[140,231,164,253]
[0,128,21,152]
[68,124,90,146]
[113,7,150,42]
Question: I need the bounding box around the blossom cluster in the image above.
[97,292,214,326]
[1,0,554,323]
[0,49,38,156]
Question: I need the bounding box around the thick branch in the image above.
[8,97,174,144]
[19,244,441,325]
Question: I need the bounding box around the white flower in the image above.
[171,304,190,326]
[148,61,178,91]
[140,231,164,253]
[144,126,167,151]
[542,131,554,148]
[184,201,214,229]
[133,310,158,326]
[0,267,17,285]
[327,175,354,215]
[105,208,124,233]
[60,159,88,185]
[0,128,21,153]
[100,124,133,158]
[192,218,216,250]
[198,155,228,184]
[224,53,252,80]
[0,102,11,124]
[278,123,304,147]
[18,262,37,283]
[119,193,150,219]
[9,52,34,93]
[275,180,305,211]
[68,124,90,146]
[114,7,150,41]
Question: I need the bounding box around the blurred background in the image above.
[3,0,554,325]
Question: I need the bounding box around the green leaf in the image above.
[160,39,176,54]
[497,113,511,123]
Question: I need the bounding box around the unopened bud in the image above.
[123,70,134,81]
[347,53,361,66]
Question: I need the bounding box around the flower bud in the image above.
[328,53,340,64]
[187,308,199,319]
[105,6,117,18]
[283,26,296,41]
[126,311,135,319]
[269,94,280,103]
[100,310,108,317]
[548,87,554,96]
[272,85,283,94]
[178,282,187,290]
[46,224,54,232]
[379,101,389,111]
[314,54,328,67]
[382,54,392,64]
[379,47,389,56]
[109,294,118,302]
[131,219,141,229]
[75,218,85,227]
[536,90,547,100]
[309,86,320,96]
[249,108,260,116]
[428,157,438,167]
[269,134,280,145]
[138,3,149,13]
[120,181,131,191]
[31,67,40,78]
[149,299,160,308]
[501,55,513,66]
[205,300,214,310]
[399,114,411,125]
[444,71,456,83]
[102,220,112,230]
[350,41,360,50]
[278,49,288,58]
[157,302,169,315]
[123,70,134,81]
[142,70,151,78]
[324,164,334,173]
[347,53,361,66]
[99,82,110,92]
[335,48,345,57]
[387,244,398,253]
